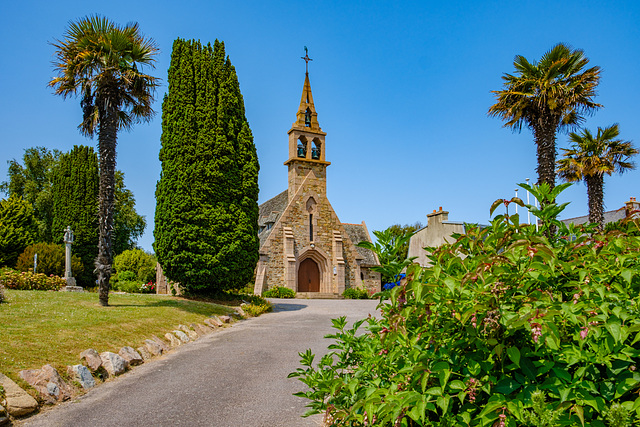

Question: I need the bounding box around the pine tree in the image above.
[154,39,260,294]
[51,145,100,286]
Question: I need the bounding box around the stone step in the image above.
[295,292,342,299]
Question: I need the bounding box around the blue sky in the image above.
[1,1,639,252]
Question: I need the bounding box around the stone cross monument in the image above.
[62,226,83,292]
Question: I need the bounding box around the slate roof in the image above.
[258,190,288,247]
[342,223,379,266]
[561,208,626,226]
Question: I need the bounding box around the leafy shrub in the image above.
[0,283,5,303]
[16,242,83,277]
[290,183,640,426]
[242,301,273,317]
[115,270,136,283]
[0,268,64,291]
[342,288,369,299]
[112,279,155,294]
[113,249,156,284]
[264,285,296,298]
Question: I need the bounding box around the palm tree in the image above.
[49,16,159,306]
[489,43,601,194]
[558,124,637,231]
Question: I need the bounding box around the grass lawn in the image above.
[0,289,235,389]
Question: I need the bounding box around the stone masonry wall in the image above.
[260,165,361,293]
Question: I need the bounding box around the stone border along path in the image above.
[18,299,380,427]
[1,310,239,423]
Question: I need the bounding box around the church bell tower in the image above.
[284,49,330,200]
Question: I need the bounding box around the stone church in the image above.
[253,69,380,296]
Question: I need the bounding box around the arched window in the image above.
[305,108,312,127]
[306,197,316,242]
[311,140,321,160]
[297,138,307,158]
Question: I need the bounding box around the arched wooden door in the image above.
[298,258,320,292]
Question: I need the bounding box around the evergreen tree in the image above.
[0,195,38,267]
[0,147,61,242]
[154,39,260,294]
[52,145,99,286]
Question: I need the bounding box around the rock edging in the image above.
[1,313,240,421]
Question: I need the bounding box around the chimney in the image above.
[625,197,640,218]
[427,207,449,226]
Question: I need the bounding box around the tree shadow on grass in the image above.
[106,299,234,316]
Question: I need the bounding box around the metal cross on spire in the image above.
[301,46,312,74]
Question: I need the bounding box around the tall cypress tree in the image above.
[52,145,99,286]
[154,39,260,294]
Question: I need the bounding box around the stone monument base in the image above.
[61,286,84,292]
[61,277,83,292]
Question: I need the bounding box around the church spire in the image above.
[291,48,322,133]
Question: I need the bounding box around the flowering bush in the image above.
[140,281,155,293]
[112,280,156,294]
[0,283,5,303]
[0,268,65,291]
[290,184,640,426]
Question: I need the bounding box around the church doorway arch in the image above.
[298,258,320,292]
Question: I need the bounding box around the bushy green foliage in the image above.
[51,145,99,286]
[0,195,38,267]
[357,227,416,284]
[0,147,61,242]
[264,285,296,298]
[291,184,640,426]
[386,222,424,261]
[154,38,260,294]
[16,242,83,277]
[0,268,64,291]
[113,249,156,283]
[342,288,370,299]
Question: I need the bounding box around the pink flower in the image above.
[530,322,542,343]
[465,378,479,403]
[471,313,477,328]
[497,412,507,427]
[580,327,589,340]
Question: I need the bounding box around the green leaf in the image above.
[606,320,622,344]
[615,377,638,398]
[621,269,634,284]
[443,277,456,294]
[506,346,521,367]
[494,378,521,394]
[521,357,537,380]
[426,386,442,396]
[449,380,466,391]
[574,404,584,427]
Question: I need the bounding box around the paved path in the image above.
[20,299,379,427]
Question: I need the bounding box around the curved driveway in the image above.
[21,299,379,427]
